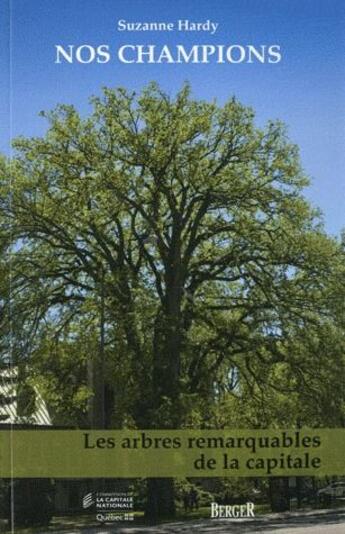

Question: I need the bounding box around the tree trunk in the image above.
[146,237,184,519]
[152,315,181,421]
[145,290,182,518]
[146,478,175,520]
[269,477,290,512]
[145,314,180,519]
[87,355,105,428]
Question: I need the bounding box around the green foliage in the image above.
[1,83,344,429]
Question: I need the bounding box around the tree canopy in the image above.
[1,83,344,433]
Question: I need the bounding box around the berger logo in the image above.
[82,492,95,509]
[211,502,255,518]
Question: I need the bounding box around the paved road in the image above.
[275,526,344,534]
[47,509,345,533]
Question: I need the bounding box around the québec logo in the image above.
[82,493,95,509]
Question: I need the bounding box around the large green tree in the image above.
[2,84,343,517]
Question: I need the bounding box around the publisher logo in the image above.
[82,492,95,509]
[82,491,134,521]
[211,502,255,518]
[94,492,134,522]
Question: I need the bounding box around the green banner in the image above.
[0,429,344,478]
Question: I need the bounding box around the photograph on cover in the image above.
[0,0,344,532]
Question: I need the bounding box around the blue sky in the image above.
[1,0,344,235]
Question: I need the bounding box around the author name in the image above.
[117,19,219,35]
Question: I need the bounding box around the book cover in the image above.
[0,0,344,532]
